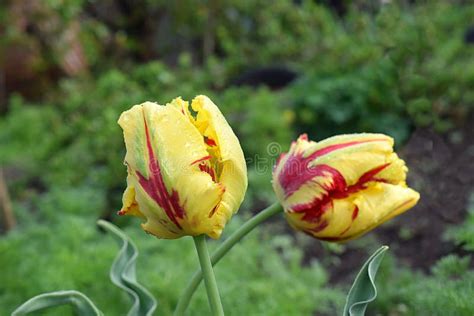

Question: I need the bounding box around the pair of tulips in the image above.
[10,95,421,316]
[118,95,419,242]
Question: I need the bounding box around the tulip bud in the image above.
[118,95,247,239]
[272,133,420,242]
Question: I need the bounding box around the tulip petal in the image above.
[191,95,248,238]
[118,102,226,238]
[274,133,398,199]
[274,133,420,242]
[286,183,420,241]
[119,177,145,218]
[303,133,394,160]
[312,137,407,187]
[337,183,420,241]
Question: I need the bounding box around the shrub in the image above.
[0,214,343,315]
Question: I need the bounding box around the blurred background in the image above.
[1,0,474,315]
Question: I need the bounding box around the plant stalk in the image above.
[193,235,225,316]
[174,202,283,315]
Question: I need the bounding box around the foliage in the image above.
[344,246,388,316]
[289,2,474,143]
[0,62,292,214]
[1,0,472,209]
[97,220,156,316]
[355,192,474,316]
[0,213,343,315]
[369,253,474,316]
[1,1,474,315]
[12,291,103,316]
[445,193,474,251]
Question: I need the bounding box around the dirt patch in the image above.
[376,122,474,269]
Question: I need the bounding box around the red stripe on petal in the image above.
[278,156,347,198]
[135,112,185,229]
[170,190,185,219]
[319,198,410,242]
[353,163,390,188]
[199,163,216,181]
[291,191,336,223]
[289,163,391,231]
[209,204,219,218]
[352,206,359,220]
[205,138,217,146]
[208,184,225,218]
[332,163,391,199]
[338,206,360,237]
[191,155,211,165]
[310,220,329,233]
[306,138,390,161]
[277,138,389,197]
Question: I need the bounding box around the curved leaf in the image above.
[343,245,389,316]
[97,220,157,316]
[12,290,102,316]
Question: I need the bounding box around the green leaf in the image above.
[343,246,389,316]
[12,290,103,316]
[97,219,157,316]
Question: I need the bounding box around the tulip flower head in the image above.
[118,95,247,239]
[272,133,419,242]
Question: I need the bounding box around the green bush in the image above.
[0,61,293,216]
[0,214,343,315]
[371,253,474,315]
[289,1,474,143]
[1,1,474,315]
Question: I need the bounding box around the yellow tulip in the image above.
[272,133,420,242]
[118,95,247,239]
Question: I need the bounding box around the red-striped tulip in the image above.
[118,96,247,239]
[272,133,420,242]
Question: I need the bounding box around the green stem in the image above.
[174,202,283,316]
[193,235,225,316]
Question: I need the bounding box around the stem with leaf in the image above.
[175,202,283,315]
